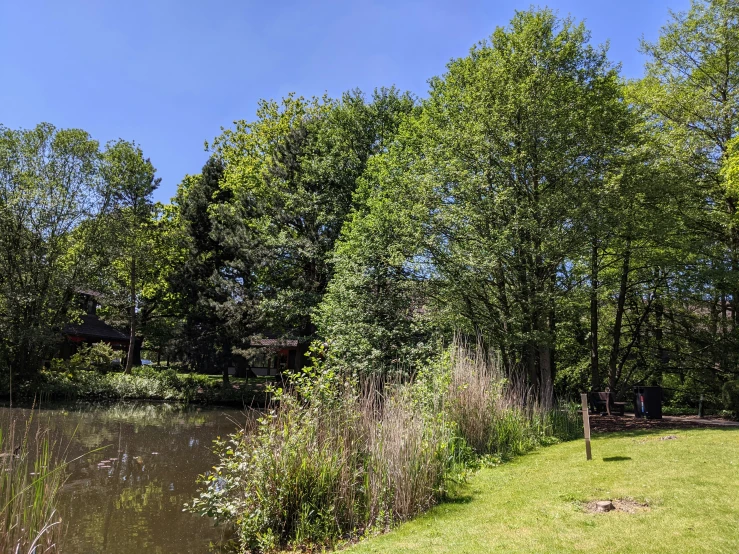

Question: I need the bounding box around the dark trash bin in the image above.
[634,386,662,419]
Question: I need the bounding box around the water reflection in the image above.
[0,402,247,554]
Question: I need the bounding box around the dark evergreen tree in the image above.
[172,157,239,383]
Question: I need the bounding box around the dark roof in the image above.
[249,337,299,348]
[74,289,105,298]
[63,315,129,342]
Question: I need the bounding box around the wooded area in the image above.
[2,0,739,412]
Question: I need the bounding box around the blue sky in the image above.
[1,0,689,203]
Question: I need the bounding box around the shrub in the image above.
[29,365,261,404]
[48,342,115,374]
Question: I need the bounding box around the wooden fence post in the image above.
[581,393,592,461]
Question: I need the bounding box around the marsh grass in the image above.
[0,419,66,553]
[189,339,581,552]
[446,339,581,459]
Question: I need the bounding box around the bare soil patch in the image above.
[584,498,650,514]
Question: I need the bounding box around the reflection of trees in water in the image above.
[0,402,244,554]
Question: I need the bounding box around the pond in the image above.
[0,401,248,553]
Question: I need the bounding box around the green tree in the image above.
[209,88,416,359]
[100,140,160,373]
[0,123,108,381]
[630,0,739,397]
[323,10,632,403]
[171,157,236,382]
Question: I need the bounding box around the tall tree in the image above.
[209,88,416,359]
[322,10,633,403]
[0,123,108,382]
[100,140,160,373]
[631,0,739,392]
[171,157,236,383]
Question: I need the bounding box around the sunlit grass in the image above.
[348,428,739,554]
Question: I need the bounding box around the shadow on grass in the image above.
[592,426,739,440]
[442,494,474,505]
[602,456,632,462]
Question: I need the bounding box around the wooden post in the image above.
[581,393,592,461]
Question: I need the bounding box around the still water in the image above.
[0,402,247,553]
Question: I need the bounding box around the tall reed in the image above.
[189,339,581,553]
[0,421,66,554]
[445,339,581,458]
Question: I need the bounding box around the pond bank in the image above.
[4,368,278,407]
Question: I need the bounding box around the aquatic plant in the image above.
[0,421,66,553]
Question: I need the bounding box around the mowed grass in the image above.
[348,428,739,554]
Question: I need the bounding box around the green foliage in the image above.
[170,157,235,379]
[618,0,739,399]
[49,343,114,374]
[0,123,109,379]
[99,140,162,372]
[320,9,632,400]
[205,88,417,351]
[30,367,256,404]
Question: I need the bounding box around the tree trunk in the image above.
[496,263,513,374]
[538,273,556,408]
[539,345,553,408]
[131,336,143,367]
[222,361,230,386]
[590,239,599,390]
[608,238,631,391]
[125,257,136,374]
[654,272,666,387]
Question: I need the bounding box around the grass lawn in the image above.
[349,428,739,554]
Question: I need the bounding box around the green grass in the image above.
[348,428,739,554]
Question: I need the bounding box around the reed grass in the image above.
[0,419,66,554]
[445,340,581,459]
[189,338,582,553]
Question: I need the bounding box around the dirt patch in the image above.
[584,499,650,514]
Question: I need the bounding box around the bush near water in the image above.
[188,342,581,552]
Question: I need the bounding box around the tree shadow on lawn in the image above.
[602,456,632,462]
[591,426,739,441]
[442,494,474,505]
[590,415,739,434]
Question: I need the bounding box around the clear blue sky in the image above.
[1,0,689,203]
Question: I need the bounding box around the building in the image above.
[59,291,130,358]
[245,337,305,377]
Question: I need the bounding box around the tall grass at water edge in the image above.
[188,340,582,553]
[0,420,67,554]
[445,343,581,458]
